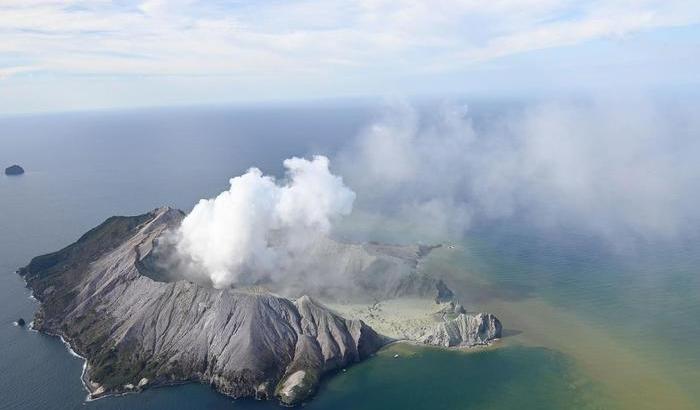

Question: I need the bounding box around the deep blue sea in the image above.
[1,102,698,409]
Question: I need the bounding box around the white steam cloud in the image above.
[337,98,700,242]
[163,97,699,290]
[173,155,355,288]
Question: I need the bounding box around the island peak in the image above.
[20,208,501,405]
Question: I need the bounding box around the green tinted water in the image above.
[337,209,700,408]
[310,344,607,410]
[416,225,700,410]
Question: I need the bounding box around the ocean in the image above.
[1,102,698,409]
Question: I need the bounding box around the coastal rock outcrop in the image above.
[5,164,24,175]
[327,298,502,348]
[19,207,386,405]
[419,312,502,347]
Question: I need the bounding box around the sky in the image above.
[1,0,699,114]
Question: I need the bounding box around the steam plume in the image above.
[337,98,700,242]
[166,97,699,290]
[173,155,354,288]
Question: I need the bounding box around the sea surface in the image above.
[1,103,698,409]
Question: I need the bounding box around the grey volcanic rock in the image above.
[262,235,444,302]
[19,207,386,405]
[5,164,24,175]
[419,313,502,347]
[434,279,455,303]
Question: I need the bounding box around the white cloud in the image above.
[0,0,698,79]
[0,0,698,112]
[337,97,700,242]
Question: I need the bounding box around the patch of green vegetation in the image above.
[88,340,155,390]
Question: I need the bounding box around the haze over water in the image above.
[1,102,699,409]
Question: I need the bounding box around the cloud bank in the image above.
[337,98,700,242]
[3,0,698,78]
[171,155,355,288]
[2,1,700,113]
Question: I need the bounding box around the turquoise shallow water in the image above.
[1,105,698,409]
[310,345,604,410]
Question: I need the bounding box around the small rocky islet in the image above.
[4,165,25,175]
[18,207,501,406]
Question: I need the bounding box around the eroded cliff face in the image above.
[19,208,384,405]
[419,313,502,347]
